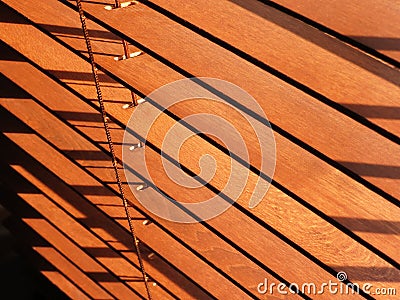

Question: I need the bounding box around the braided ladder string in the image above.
[75,1,152,298]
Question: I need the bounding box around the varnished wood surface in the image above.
[0,0,399,299]
[7,0,396,248]
[271,0,400,63]
[35,0,400,200]
[3,0,395,262]
[146,0,400,137]
[0,47,241,299]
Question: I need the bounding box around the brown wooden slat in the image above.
[0,51,268,298]
[0,102,173,298]
[3,0,400,268]
[0,53,300,299]
[270,0,400,63]
[34,247,105,300]
[29,0,400,199]
[2,205,102,300]
[0,74,360,300]
[5,0,398,258]
[0,0,400,298]
[0,96,220,297]
[41,269,91,300]
[24,217,141,300]
[11,165,169,300]
[145,0,400,138]
[0,107,239,299]
[0,17,398,300]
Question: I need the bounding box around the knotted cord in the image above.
[75,1,152,298]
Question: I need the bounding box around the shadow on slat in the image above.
[332,217,400,235]
[348,37,400,51]
[0,107,33,134]
[81,0,109,5]
[0,185,85,299]
[52,33,123,45]
[329,266,400,282]
[0,95,208,299]
[63,150,112,161]
[339,104,400,120]
[86,271,124,283]
[0,137,158,298]
[338,161,400,179]
[91,269,152,283]
[228,0,400,86]
[0,73,30,98]
[54,110,103,122]
[37,23,120,41]
[79,50,119,57]
[48,70,118,84]
[84,247,128,258]
[72,185,117,196]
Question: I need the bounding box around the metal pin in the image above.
[104,1,137,10]
[114,54,127,61]
[142,219,151,226]
[129,141,143,151]
[122,97,144,109]
[147,253,155,260]
[114,51,142,61]
[105,116,110,122]
[113,38,142,62]
[153,282,157,287]
[122,103,134,109]
[121,1,137,8]
[136,184,147,191]
[129,51,142,58]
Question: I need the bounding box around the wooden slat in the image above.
[0,78,355,300]
[0,10,398,298]
[3,216,97,300]
[1,0,398,298]
[35,247,101,300]
[4,0,398,258]
[0,112,234,299]
[3,0,400,264]
[12,166,169,300]
[270,0,400,63]
[0,94,220,297]
[0,49,270,298]
[21,0,400,200]
[40,269,91,300]
[0,188,97,300]
[0,52,300,299]
[0,106,175,297]
[24,217,140,300]
[145,0,400,138]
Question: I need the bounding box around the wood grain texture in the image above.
[7,0,397,251]
[54,0,400,200]
[5,0,398,216]
[0,101,229,298]
[1,5,398,298]
[0,47,300,299]
[0,36,284,299]
[148,0,400,137]
[1,0,399,298]
[271,0,400,62]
